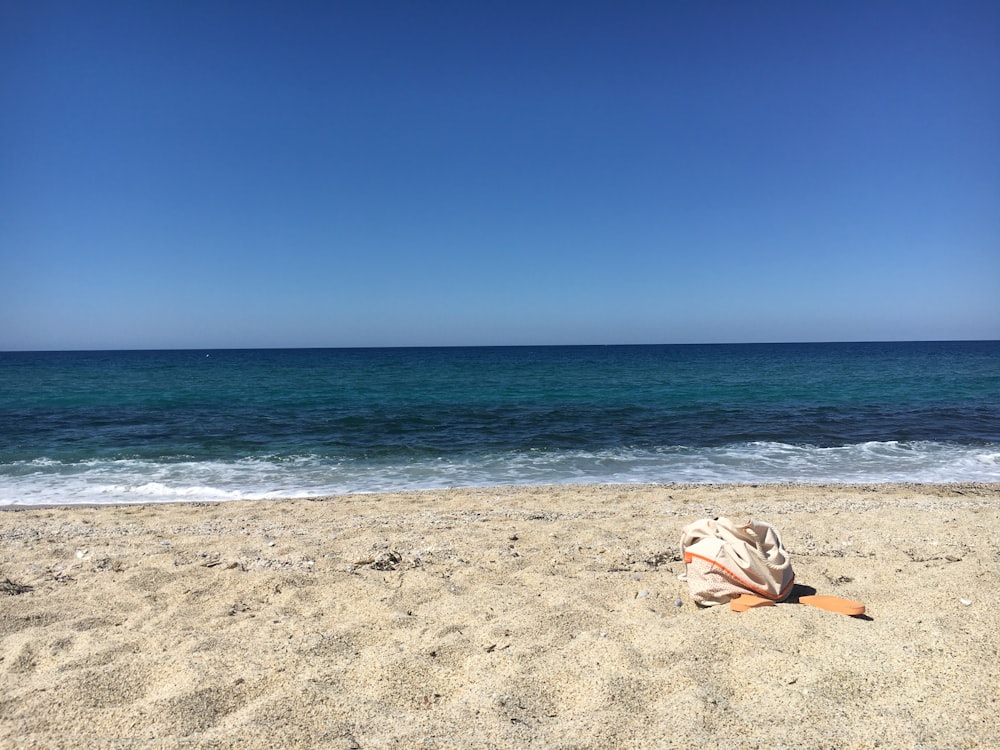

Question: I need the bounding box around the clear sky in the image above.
[2,1,998,350]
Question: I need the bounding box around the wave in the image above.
[1,441,998,506]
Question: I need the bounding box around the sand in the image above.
[1,483,998,749]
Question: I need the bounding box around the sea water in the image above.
[1,342,998,505]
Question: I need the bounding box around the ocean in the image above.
[1,342,998,505]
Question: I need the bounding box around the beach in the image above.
[2,483,998,749]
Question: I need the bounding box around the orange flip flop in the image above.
[799,595,866,616]
[730,594,776,612]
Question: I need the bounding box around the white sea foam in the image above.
[1,441,998,506]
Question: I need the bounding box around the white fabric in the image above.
[680,517,795,606]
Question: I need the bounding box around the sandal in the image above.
[729,594,777,612]
[798,595,865,616]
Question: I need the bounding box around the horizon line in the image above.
[3,338,997,354]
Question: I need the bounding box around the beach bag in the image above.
[680,517,794,606]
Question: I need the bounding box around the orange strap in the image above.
[684,550,795,601]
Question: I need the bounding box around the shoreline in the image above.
[2,483,999,748]
[3,479,998,512]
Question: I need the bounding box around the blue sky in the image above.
[2,1,998,350]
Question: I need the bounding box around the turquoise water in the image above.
[2,342,998,504]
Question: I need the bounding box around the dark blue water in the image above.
[2,342,998,504]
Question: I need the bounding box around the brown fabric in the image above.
[680,517,795,606]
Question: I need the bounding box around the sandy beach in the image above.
[2,483,998,749]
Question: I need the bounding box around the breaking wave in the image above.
[2,440,998,506]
